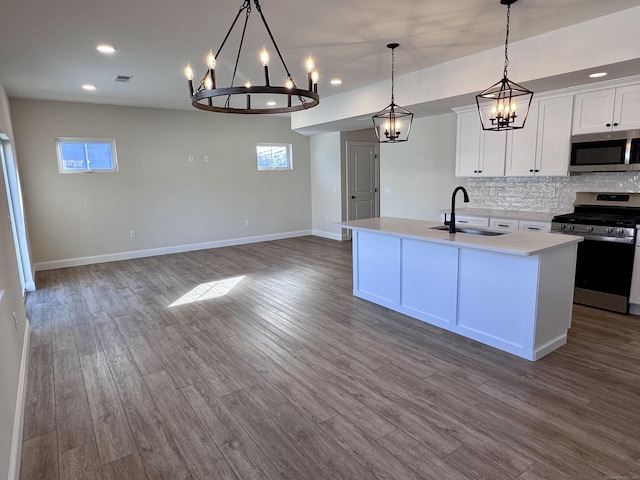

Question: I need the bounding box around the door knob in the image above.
[351,196,355,199]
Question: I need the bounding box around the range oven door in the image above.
[574,237,635,313]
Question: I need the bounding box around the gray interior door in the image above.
[347,142,379,221]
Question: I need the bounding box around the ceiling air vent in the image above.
[112,75,133,83]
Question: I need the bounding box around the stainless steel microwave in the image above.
[570,130,640,173]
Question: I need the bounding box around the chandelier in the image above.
[372,43,413,143]
[475,0,533,131]
[184,0,319,114]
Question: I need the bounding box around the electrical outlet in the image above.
[245,220,251,227]
[204,155,210,162]
[130,230,136,239]
[189,155,194,163]
[384,187,392,195]
[490,187,496,196]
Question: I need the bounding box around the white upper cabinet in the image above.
[455,110,506,177]
[572,84,640,134]
[505,101,539,176]
[533,95,573,176]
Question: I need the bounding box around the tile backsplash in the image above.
[463,172,640,213]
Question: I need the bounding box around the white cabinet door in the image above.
[456,111,482,177]
[456,109,506,177]
[613,84,640,131]
[480,130,507,176]
[506,101,539,176]
[573,85,640,135]
[535,96,573,176]
[572,88,616,134]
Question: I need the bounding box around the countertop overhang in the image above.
[337,217,582,256]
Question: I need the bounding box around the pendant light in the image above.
[184,0,319,114]
[372,43,413,143]
[476,0,533,131]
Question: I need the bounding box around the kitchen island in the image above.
[338,217,583,361]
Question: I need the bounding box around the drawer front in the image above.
[455,215,489,227]
[518,220,551,233]
[490,218,518,231]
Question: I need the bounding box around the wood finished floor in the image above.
[19,236,640,480]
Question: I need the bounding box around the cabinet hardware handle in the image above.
[528,227,540,230]
[459,220,469,224]
[497,224,509,227]
[351,195,355,199]
[478,170,482,173]
[535,169,540,172]
[614,122,619,127]
[606,123,611,127]
[529,169,534,172]
[473,170,478,173]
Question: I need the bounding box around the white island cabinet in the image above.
[339,217,582,361]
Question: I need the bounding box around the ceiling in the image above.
[2,0,640,124]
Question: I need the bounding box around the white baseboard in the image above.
[34,230,314,271]
[8,318,30,480]
[311,229,348,241]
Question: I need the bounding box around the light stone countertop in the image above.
[337,217,582,257]
[438,208,563,222]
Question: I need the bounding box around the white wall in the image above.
[0,84,30,480]
[379,113,459,221]
[310,132,342,239]
[10,99,312,269]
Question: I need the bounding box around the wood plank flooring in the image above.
[19,236,640,479]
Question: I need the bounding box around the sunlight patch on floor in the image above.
[168,275,245,307]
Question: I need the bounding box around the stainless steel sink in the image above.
[430,225,507,236]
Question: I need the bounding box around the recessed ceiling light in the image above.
[330,78,342,85]
[589,72,607,78]
[266,100,277,106]
[82,84,96,91]
[97,44,116,55]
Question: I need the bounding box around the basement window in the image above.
[55,138,118,173]
[256,143,292,171]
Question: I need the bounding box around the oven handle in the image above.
[582,235,635,245]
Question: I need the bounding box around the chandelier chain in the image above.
[390,46,396,105]
[503,3,511,78]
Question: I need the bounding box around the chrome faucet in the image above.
[444,186,470,233]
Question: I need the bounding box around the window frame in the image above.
[256,143,293,171]
[55,137,119,174]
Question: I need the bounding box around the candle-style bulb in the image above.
[306,54,315,73]
[285,78,294,89]
[204,76,213,90]
[311,70,319,84]
[260,46,269,67]
[245,80,251,88]
[184,63,194,81]
[206,50,216,69]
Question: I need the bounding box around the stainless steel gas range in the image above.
[551,192,640,314]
